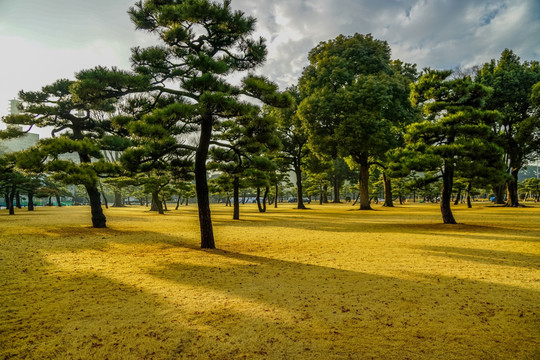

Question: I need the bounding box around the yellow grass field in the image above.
[1,202,539,359]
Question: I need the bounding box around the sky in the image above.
[1,0,539,137]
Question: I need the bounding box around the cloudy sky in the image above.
[1,0,539,135]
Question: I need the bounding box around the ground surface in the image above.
[1,202,539,359]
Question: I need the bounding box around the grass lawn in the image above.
[1,202,539,359]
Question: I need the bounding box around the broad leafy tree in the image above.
[298,33,415,210]
[266,86,310,209]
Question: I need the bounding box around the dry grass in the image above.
[1,202,539,359]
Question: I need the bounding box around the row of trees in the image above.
[2,0,540,249]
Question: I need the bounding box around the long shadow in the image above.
[414,245,540,270]
[145,247,540,358]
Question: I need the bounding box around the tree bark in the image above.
[294,165,306,209]
[505,168,520,207]
[162,196,168,211]
[15,191,21,209]
[195,115,215,249]
[332,177,341,203]
[440,164,457,224]
[99,181,108,209]
[8,185,16,215]
[85,184,106,228]
[358,158,372,210]
[233,176,240,220]
[28,190,34,211]
[492,183,506,204]
[150,192,164,214]
[323,185,329,203]
[113,190,124,207]
[176,196,181,210]
[453,188,461,205]
[466,182,472,208]
[263,186,269,212]
[274,183,278,208]
[382,172,394,207]
[256,187,264,212]
[55,194,62,207]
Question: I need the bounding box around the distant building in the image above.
[0,100,39,155]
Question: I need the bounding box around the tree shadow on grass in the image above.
[412,245,540,270]
[145,246,540,359]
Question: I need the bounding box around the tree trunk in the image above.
[440,164,457,224]
[8,185,16,215]
[233,176,240,220]
[176,196,181,210]
[323,185,329,203]
[28,190,34,211]
[295,166,306,209]
[492,183,506,204]
[150,192,164,214]
[195,115,215,249]
[263,186,269,212]
[55,194,62,207]
[113,190,124,207]
[15,191,21,209]
[162,196,168,211]
[454,188,462,206]
[333,177,341,203]
[382,172,394,207]
[85,184,107,228]
[256,187,264,213]
[48,196,52,206]
[505,168,520,207]
[466,182,472,208]
[4,191,10,211]
[358,158,372,210]
[274,183,278,208]
[99,181,108,209]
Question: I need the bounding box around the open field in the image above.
[1,202,539,359]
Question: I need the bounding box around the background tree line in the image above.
[2,0,540,248]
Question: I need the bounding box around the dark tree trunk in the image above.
[333,177,341,203]
[256,187,264,213]
[48,196,52,207]
[454,188,462,206]
[4,191,10,211]
[8,185,16,215]
[505,168,520,207]
[319,185,323,205]
[233,176,240,220]
[28,190,34,211]
[176,196,181,210]
[352,192,360,206]
[382,172,394,207]
[274,183,278,208]
[15,191,21,209]
[85,184,106,228]
[55,194,62,207]
[113,190,124,207]
[440,164,457,224]
[263,186,269,212]
[358,158,372,210]
[99,181,108,209]
[150,192,164,214]
[492,183,506,204]
[323,185,329,203]
[466,182,472,208]
[195,116,215,249]
[162,196,168,211]
[295,165,306,209]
